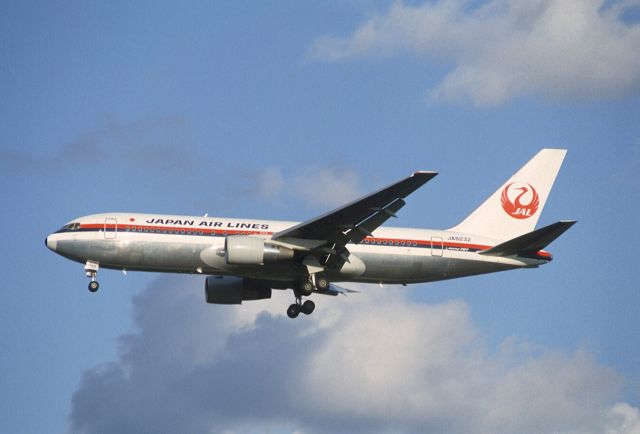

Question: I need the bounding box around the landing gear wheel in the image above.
[88,281,100,292]
[300,280,315,296]
[301,300,315,315]
[316,278,329,291]
[85,260,100,293]
[287,304,301,319]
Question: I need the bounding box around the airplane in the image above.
[45,149,575,319]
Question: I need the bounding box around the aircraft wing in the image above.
[272,171,437,263]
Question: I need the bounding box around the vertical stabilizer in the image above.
[448,149,567,240]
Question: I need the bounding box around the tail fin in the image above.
[449,149,567,240]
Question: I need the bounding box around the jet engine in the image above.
[205,276,272,304]
[224,236,294,265]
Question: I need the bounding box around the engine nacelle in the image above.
[205,276,272,304]
[224,236,294,265]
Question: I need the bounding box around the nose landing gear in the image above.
[88,280,100,292]
[85,260,100,293]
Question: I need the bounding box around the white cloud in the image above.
[256,167,286,199]
[293,167,362,208]
[68,276,638,434]
[605,402,640,434]
[310,0,640,107]
[0,115,200,172]
[232,167,285,200]
[229,166,361,208]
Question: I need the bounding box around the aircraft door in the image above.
[431,236,443,257]
[105,217,117,239]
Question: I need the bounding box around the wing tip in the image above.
[539,148,568,158]
[412,170,438,178]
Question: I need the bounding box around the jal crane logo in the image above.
[501,182,540,219]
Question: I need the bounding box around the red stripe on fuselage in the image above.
[80,223,551,259]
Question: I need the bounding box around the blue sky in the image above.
[1,1,640,433]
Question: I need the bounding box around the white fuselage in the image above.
[45,213,549,286]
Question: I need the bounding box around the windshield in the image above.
[57,222,80,232]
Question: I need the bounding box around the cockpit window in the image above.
[60,222,81,232]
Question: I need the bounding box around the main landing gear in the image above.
[287,295,315,319]
[286,276,329,319]
[315,276,329,291]
[85,260,100,293]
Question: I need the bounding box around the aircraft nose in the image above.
[45,235,57,251]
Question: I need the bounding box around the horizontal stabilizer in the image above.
[479,220,577,257]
